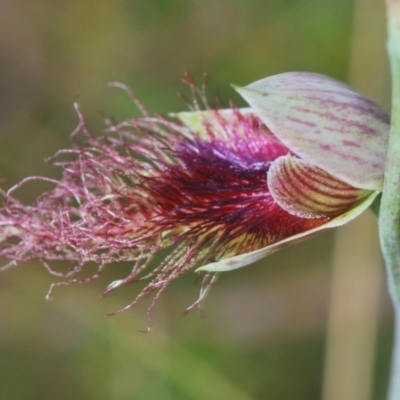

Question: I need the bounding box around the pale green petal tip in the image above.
[230,83,242,91]
[233,85,256,99]
[170,111,211,138]
[197,191,379,273]
[233,84,275,101]
[171,108,253,138]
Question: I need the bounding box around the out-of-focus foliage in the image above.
[0,0,392,399]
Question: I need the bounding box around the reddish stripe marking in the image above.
[279,160,361,212]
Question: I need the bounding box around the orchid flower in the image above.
[0,72,389,318]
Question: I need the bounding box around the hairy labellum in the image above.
[0,73,388,324]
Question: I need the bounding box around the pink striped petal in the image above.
[235,72,390,191]
[268,155,369,218]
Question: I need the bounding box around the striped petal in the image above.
[235,72,390,191]
[267,155,369,218]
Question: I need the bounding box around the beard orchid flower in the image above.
[0,72,389,318]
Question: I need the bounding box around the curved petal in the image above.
[197,191,378,273]
[268,155,369,218]
[235,72,390,191]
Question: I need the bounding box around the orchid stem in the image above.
[381,1,400,399]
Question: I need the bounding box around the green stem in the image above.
[389,314,400,398]
[381,1,400,398]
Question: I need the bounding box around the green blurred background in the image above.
[0,0,393,399]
